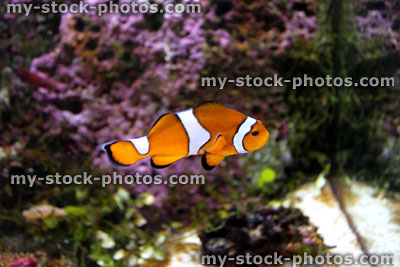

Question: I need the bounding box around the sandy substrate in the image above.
[339,181,400,267]
[286,178,399,267]
[149,179,400,266]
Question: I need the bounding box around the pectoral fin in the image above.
[201,135,227,170]
[201,154,225,170]
[151,155,184,169]
[206,134,227,155]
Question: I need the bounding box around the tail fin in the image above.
[102,137,150,167]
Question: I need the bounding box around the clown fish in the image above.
[102,102,269,170]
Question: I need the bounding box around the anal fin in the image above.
[151,155,184,169]
[201,154,225,170]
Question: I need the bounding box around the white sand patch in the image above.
[288,180,364,258]
[145,179,400,267]
[341,181,400,267]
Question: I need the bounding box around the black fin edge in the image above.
[201,154,215,171]
[103,142,132,167]
[146,112,170,136]
[150,157,173,169]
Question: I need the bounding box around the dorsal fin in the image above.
[146,112,171,136]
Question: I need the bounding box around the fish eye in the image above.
[251,131,259,136]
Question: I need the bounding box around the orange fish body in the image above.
[103,102,269,170]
